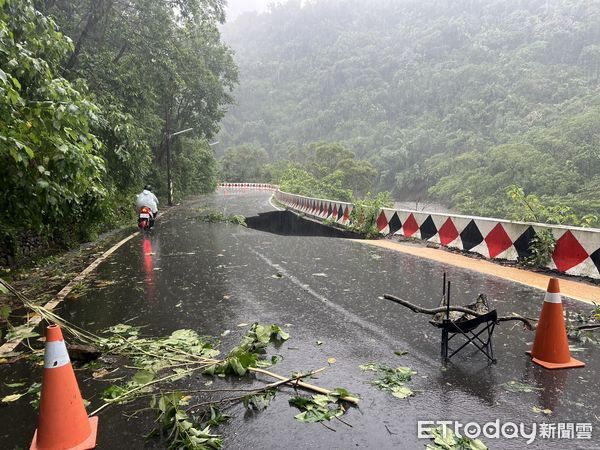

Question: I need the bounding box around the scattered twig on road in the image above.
[249,366,360,405]
[320,421,337,432]
[384,424,397,435]
[576,324,600,331]
[334,415,353,427]
[185,368,326,411]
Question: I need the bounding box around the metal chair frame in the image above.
[438,274,498,364]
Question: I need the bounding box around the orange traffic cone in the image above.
[30,324,98,450]
[528,278,585,370]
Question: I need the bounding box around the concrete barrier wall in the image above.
[375,208,600,279]
[218,182,277,190]
[274,190,354,226]
[275,189,600,280]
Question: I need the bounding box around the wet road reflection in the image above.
[0,190,598,449]
[142,236,156,303]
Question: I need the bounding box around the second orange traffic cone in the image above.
[30,324,98,450]
[528,278,585,370]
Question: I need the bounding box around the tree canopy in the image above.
[37,0,237,198]
[1,0,237,260]
[0,0,105,243]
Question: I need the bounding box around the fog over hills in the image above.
[218,0,600,220]
[225,0,279,21]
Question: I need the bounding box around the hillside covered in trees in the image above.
[219,0,600,220]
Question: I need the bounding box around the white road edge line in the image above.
[269,194,284,211]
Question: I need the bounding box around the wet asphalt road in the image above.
[1,189,599,449]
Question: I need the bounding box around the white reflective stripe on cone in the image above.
[544,292,562,304]
[44,341,71,368]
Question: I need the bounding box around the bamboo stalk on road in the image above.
[249,366,360,405]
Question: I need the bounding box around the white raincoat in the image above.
[135,190,159,214]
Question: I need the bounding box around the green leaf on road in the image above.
[391,386,414,399]
[0,305,11,319]
[427,425,488,450]
[5,325,39,342]
[500,380,543,393]
[360,363,416,399]
[532,406,552,415]
[2,393,24,403]
[243,389,276,411]
[132,370,154,385]
[288,392,347,423]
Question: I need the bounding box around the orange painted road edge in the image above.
[354,239,600,305]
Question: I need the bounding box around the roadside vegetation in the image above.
[219,141,378,201]
[0,0,237,265]
[220,141,392,236]
[506,185,599,267]
[0,228,135,342]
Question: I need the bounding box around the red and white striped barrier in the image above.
[375,208,600,279]
[218,182,278,190]
[275,190,353,226]
[274,190,600,279]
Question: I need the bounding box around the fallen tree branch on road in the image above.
[383,294,539,330]
[250,366,359,404]
[185,367,328,411]
[0,278,360,447]
[576,324,600,331]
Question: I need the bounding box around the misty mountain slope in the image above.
[219,0,600,217]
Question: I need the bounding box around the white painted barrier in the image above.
[275,189,600,280]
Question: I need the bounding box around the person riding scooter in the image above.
[136,185,159,225]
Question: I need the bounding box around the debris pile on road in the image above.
[194,209,247,226]
[0,279,360,448]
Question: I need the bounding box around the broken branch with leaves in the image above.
[383,294,539,330]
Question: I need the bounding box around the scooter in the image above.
[138,206,155,231]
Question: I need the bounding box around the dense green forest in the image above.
[219,0,600,221]
[0,0,236,261]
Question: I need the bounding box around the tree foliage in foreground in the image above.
[1,0,237,262]
[0,0,105,248]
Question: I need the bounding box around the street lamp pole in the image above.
[164,119,193,206]
[165,113,173,206]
